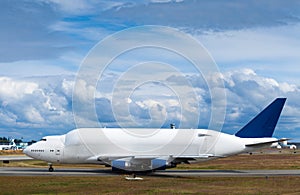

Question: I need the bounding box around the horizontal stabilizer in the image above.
[235,98,286,138]
[245,138,289,147]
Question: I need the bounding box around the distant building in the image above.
[0,138,32,150]
[289,142,300,149]
[16,142,28,150]
[274,139,298,150]
[0,139,17,150]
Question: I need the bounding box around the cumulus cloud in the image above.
[2,0,300,142]
[0,77,38,99]
[0,76,75,139]
[0,68,300,140]
[219,69,300,136]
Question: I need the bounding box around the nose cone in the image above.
[23,145,31,157]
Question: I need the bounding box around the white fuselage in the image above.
[24,128,276,165]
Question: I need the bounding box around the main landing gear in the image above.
[48,163,54,172]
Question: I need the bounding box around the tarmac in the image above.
[1,167,300,177]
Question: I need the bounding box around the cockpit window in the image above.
[40,138,47,141]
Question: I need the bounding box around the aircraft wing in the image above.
[97,154,216,162]
[96,154,217,171]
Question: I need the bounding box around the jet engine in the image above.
[111,158,176,172]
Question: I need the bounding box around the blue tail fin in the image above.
[235,98,286,138]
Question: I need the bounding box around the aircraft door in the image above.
[55,148,62,163]
[198,134,207,155]
[56,148,61,155]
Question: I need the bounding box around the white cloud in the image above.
[1,0,300,141]
[62,79,74,96]
[198,24,300,84]
[73,79,96,103]
[40,0,136,14]
[0,77,39,99]
[41,0,94,14]
[227,107,241,120]
[102,0,300,31]
[200,25,300,62]
[220,68,300,135]
[279,82,297,93]
[0,76,75,139]
[25,106,44,123]
[151,0,172,3]
[0,68,299,140]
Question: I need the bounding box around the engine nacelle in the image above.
[111,160,130,172]
[111,158,176,172]
[151,159,167,170]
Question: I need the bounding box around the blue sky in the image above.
[0,0,300,141]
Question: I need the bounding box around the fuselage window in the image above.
[30,149,45,152]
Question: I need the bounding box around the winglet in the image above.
[235,98,286,138]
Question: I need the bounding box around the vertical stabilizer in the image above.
[235,98,286,138]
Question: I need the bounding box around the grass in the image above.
[177,150,300,170]
[0,150,23,155]
[1,176,300,194]
[1,149,300,169]
[1,149,300,194]
[6,148,300,169]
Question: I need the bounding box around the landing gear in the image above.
[48,164,54,172]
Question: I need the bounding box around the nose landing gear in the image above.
[48,163,54,172]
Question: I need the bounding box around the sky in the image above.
[0,0,300,141]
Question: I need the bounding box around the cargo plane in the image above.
[18,98,287,172]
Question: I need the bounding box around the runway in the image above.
[1,167,300,177]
